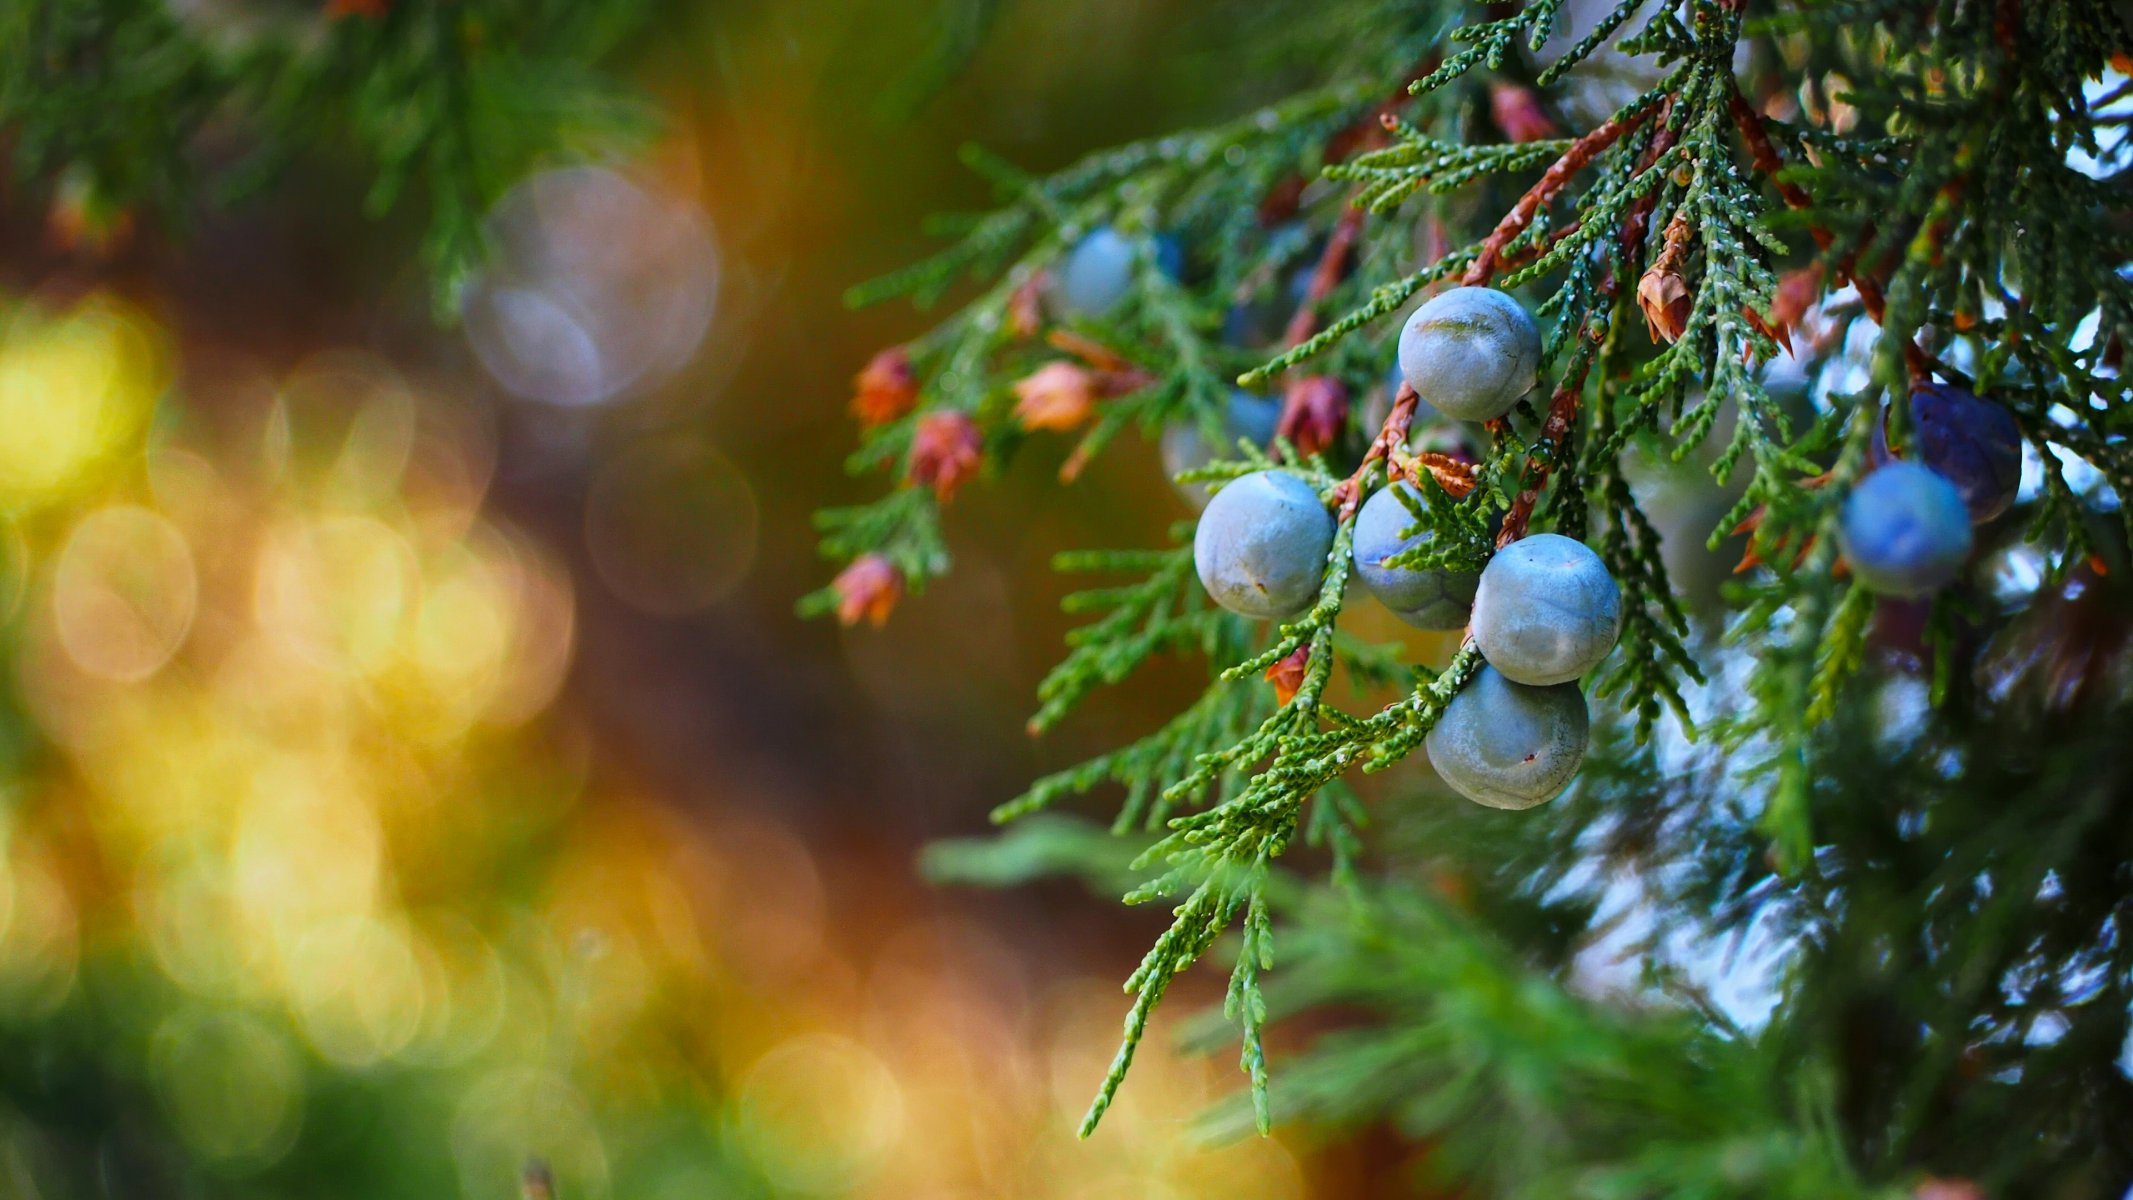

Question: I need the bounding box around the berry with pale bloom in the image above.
[1471,533,1622,685]
[1054,227,1181,318]
[1351,483,1478,630]
[1425,666,1589,810]
[832,554,904,627]
[908,410,983,502]
[1872,382,2021,524]
[1193,469,1334,619]
[1397,287,1540,421]
[850,346,918,427]
[1012,361,1099,432]
[1057,227,1134,317]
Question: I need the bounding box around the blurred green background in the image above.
[0,0,1443,1196]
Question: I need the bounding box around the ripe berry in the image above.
[1837,460,1974,597]
[1471,533,1622,686]
[1193,469,1334,619]
[1424,666,1590,810]
[1056,227,1179,318]
[1351,483,1478,630]
[1161,389,1282,508]
[1397,287,1541,422]
[1872,382,2021,524]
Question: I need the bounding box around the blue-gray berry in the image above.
[1351,483,1478,630]
[1471,533,1622,685]
[1192,469,1334,619]
[1397,287,1540,422]
[1837,460,1974,597]
[1056,227,1134,316]
[1055,227,1180,318]
[1425,666,1590,810]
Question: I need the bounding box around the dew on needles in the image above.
[801,0,2133,1150]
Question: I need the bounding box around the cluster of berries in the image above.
[1191,286,1619,810]
[848,227,2023,813]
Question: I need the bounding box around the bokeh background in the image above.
[0,1,1441,1196]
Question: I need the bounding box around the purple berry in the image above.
[1837,460,1974,597]
[1193,470,1334,619]
[1425,666,1590,810]
[1470,533,1622,686]
[1871,382,2021,524]
[1351,484,1478,630]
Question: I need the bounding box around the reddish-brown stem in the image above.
[1494,360,1592,548]
[1485,109,1677,547]
[1331,383,1419,521]
[1460,102,1658,288]
[1489,217,1589,279]
[1609,109,1678,295]
[1458,110,1664,549]
[1262,76,1413,353]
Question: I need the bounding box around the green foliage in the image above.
[0,0,658,309]
[822,0,2133,1189]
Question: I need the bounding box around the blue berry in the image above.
[1056,227,1179,318]
[1351,483,1478,630]
[1837,460,1974,597]
[1193,469,1334,619]
[1160,390,1283,508]
[1470,533,1621,686]
[1424,666,1590,810]
[1872,382,2021,524]
[1397,287,1541,422]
